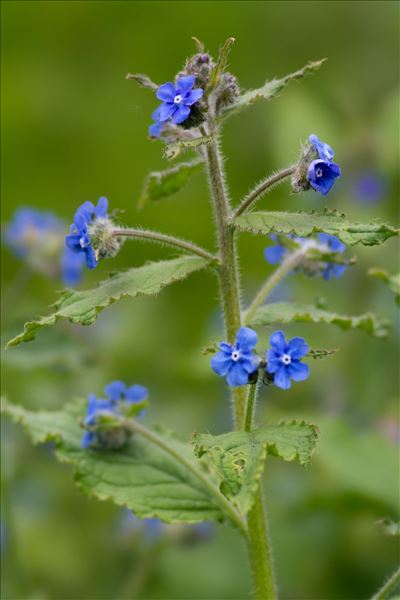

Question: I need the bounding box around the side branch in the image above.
[233,165,295,219]
[112,228,218,263]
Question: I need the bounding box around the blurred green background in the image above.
[1,1,399,599]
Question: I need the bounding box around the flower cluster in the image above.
[149,76,203,137]
[66,197,120,270]
[211,328,310,390]
[82,381,148,449]
[264,233,348,281]
[307,134,341,196]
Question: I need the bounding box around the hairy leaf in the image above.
[194,421,319,514]
[222,59,326,118]
[138,160,203,208]
[369,268,400,304]
[6,257,209,348]
[126,73,158,91]
[249,302,389,338]
[2,399,224,524]
[235,209,399,246]
[208,37,236,90]
[163,136,213,160]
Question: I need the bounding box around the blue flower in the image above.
[317,233,347,280]
[264,234,288,265]
[307,159,341,196]
[65,197,108,269]
[5,208,63,258]
[61,246,85,286]
[82,393,119,449]
[155,76,203,125]
[309,134,335,162]
[104,380,148,405]
[211,327,261,387]
[148,106,164,138]
[266,331,309,390]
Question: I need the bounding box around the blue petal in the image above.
[269,331,287,353]
[309,134,334,161]
[95,197,108,218]
[61,247,84,286]
[318,233,345,253]
[308,160,341,196]
[158,102,176,122]
[77,201,96,223]
[152,106,163,121]
[175,75,195,95]
[125,385,148,403]
[227,364,249,386]
[211,352,233,376]
[149,122,162,138]
[287,361,309,382]
[183,88,203,106]
[264,244,286,265]
[84,246,97,269]
[65,234,82,252]
[82,431,95,449]
[172,104,191,124]
[73,212,89,234]
[287,337,309,359]
[219,342,233,354]
[323,263,347,280]
[240,354,261,374]
[236,327,258,351]
[105,380,126,402]
[274,366,291,390]
[156,82,176,103]
[266,351,281,374]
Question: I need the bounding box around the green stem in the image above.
[233,165,295,219]
[372,566,400,600]
[112,228,218,263]
[243,249,305,325]
[204,124,276,600]
[121,418,247,537]
[244,382,259,433]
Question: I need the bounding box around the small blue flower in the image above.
[65,197,108,269]
[266,331,309,390]
[104,380,148,405]
[5,208,63,258]
[317,233,347,280]
[309,134,335,162]
[211,327,261,387]
[82,393,119,449]
[307,159,341,196]
[61,246,85,286]
[148,106,164,138]
[264,234,288,265]
[155,76,203,125]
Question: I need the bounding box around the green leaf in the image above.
[208,37,236,90]
[2,399,224,524]
[249,302,389,338]
[369,268,400,304]
[234,209,399,246]
[125,72,158,91]
[222,59,326,119]
[163,136,213,160]
[193,421,319,514]
[6,257,209,348]
[307,348,339,360]
[138,159,203,208]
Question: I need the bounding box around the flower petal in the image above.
[104,380,126,402]
[172,104,191,124]
[236,326,258,350]
[287,361,309,382]
[84,246,97,269]
[183,88,203,106]
[266,352,281,374]
[175,75,195,95]
[158,102,176,122]
[211,352,233,376]
[287,337,309,359]
[77,201,95,223]
[240,354,261,374]
[65,234,82,252]
[219,342,233,354]
[125,385,148,403]
[264,244,286,265]
[274,366,291,390]
[95,197,108,218]
[149,122,162,138]
[269,330,287,353]
[227,364,249,386]
[156,83,176,103]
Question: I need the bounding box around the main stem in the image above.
[205,131,276,599]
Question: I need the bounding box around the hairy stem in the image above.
[244,381,260,433]
[112,228,218,263]
[372,566,400,600]
[233,165,295,219]
[243,249,305,325]
[205,124,276,599]
[121,418,247,537]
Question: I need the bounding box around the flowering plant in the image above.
[3,37,399,600]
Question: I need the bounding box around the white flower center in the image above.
[281,353,291,365]
[79,237,88,248]
[174,94,183,104]
[231,350,241,362]
[316,168,323,178]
